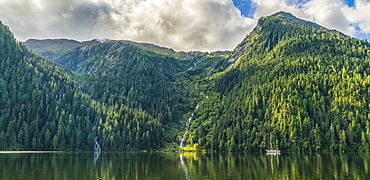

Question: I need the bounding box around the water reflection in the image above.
[94,150,101,166]
[179,154,190,180]
[1,152,370,179]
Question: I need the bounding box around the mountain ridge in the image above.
[185,11,370,151]
[2,12,370,151]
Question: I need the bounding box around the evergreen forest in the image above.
[1,11,369,152]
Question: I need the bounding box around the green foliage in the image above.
[25,37,230,149]
[1,20,230,150]
[0,21,96,150]
[2,11,370,152]
[187,12,370,152]
[0,22,171,150]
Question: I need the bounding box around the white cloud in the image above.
[93,0,257,51]
[0,0,256,51]
[343,0,370,33]
[0,0,110,41]
[0,0,369,52]
[302,0,354,34]
[251,0,303,18]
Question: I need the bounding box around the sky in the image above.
[0,0,369,51]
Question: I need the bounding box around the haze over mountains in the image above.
[1,12,369,152]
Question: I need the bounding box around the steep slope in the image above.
[24,38,229,74]
[186,12,370,152]
[25,38,231,147]
[24,39,100,71]
[0,22,96,150]
[0,22,164,151]
[19,11,370,152]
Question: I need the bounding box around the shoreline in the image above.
[0,151,64,153]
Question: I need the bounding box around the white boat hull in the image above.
[266,150,281,153]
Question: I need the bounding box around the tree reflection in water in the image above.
[1,152,370,179]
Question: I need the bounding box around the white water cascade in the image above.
[93,136,101,166]
[180,116,192,148]
[180,102,201,148]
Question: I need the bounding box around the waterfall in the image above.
[195,102,201,109]
[180,116,192,148]
[180,102,201,148]
[94,136,101,152]
[93,136,101,166]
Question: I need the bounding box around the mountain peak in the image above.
[228,11,346,65]
[257,11,322,30]
[270,11,297,19]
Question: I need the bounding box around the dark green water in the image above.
[1,152,370,180]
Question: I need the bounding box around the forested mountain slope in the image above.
[25,37,230,149]
[0,22,97,150]
[185,12,370,152]
[9,11,370,152]
[0,22,177,150]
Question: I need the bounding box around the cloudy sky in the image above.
[0,0,369,51]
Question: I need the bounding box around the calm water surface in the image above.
[1,151,370,180]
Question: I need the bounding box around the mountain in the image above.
[0,22,181,151]
[24,38,231,125]
[7,11,370,152]
[0,22,98,150]
[184,11,370,152]
[24,39,230,73]
[23,31,231,150]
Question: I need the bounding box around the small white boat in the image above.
[266,149,281,153]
